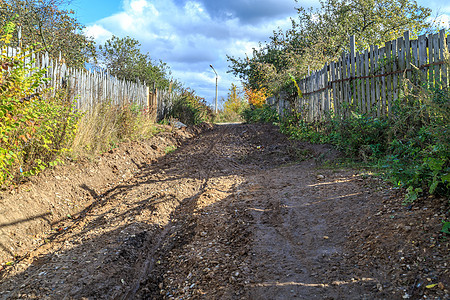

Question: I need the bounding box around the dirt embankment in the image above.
[0,123,448,300]
[0,124,211,266]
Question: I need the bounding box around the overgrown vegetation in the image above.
[0,22,167,187]
[167,88,213,125]
[228,0,432,103]
[0,23,79,186]
[70,102,161,159]
[246,73,450,201]
[242,104,279,124]
[214,83,248,123]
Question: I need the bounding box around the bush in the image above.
[168,88,213,125]
[0,23,80,186]
[242,104,279,124]
[381,77,450,200]
[277,75,450,200]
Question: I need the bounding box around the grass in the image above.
[70,102,166,159]
[164,145,177,154]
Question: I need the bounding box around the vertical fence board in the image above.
[440,29,447,86]
[433,33,440,85]
[404,31,411,82]
[385,41,393,117]
[364,49,370,114]
[428,33,435,88]
[324,64,330,113]
[380,47,386,116]
[350,36,357,107]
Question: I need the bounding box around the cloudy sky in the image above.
[67,0,450,108]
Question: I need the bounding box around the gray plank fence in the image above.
[268,29,450,121]
[1,46,174,120]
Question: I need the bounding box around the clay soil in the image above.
[0,123,448,300]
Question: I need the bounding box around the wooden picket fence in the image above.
[1,46,175,120]
[269,29,450,121]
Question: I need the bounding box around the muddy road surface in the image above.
[0,124,448,299]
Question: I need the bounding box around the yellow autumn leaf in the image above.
[425,283,437,289]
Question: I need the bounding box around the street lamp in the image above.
[210,64,218,113]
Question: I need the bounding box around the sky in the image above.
[67,0,450,108]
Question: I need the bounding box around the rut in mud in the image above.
[0,124,448,300]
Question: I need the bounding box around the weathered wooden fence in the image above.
[1,46,175,119]
[269,29,450,121]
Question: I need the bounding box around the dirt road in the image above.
[0,124,448,299]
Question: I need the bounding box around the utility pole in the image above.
[210,64,218,113]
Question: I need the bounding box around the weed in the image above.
[164,145,177,154]
[70,102,161,159]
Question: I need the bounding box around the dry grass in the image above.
[70,102,163,159]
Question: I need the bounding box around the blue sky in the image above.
[67,0,450,108]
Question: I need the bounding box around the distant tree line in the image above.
[0,0,177,90]
[227,0,434,100]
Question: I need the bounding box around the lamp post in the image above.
[210,64,218,113]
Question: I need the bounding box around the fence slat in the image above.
[440,29,448,86]
[267,30,450,121]
[380,46,386,116]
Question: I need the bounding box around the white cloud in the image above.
[83,0,297,104]
[429,14,450,29]
[84,24,113,43]
[128,0,156,15]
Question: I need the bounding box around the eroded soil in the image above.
[0,124,448,299]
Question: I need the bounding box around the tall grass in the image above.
[71,103,162,158]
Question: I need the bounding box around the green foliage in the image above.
[228,0,431,97]
[0,25,80,186]
[164,145,177,154]
[99,35,176,90]
[0,0,96,68]
[278,79,450,201]
[215,84,248,123]
[381,79,450,201]
[442,221,450,234]
[168,88,213,125]
[242,104,279,124]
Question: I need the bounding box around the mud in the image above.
[0,123,448,299]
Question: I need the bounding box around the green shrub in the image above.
[0,23,80,186]
[277,77,449,200]
[168,88,213,125]
[382,78,450,200]
[242,104,279,124]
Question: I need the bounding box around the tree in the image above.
[223,83,247,114]
[98,35,175,90]
[0,0,96,68]
[228,0,432,98]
